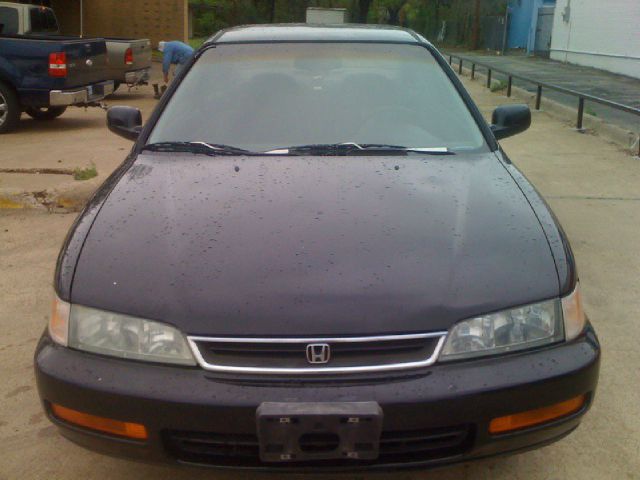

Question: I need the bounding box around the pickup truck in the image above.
[103,37,152,91]
[0,3,113,133]
[0,2,152,90]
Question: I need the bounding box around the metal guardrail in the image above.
[446,54,640,155]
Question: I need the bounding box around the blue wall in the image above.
[507,0,555,52]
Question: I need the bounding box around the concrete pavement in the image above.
[0,73,639,479]
[0,68,162,211]
[445,51,640,141]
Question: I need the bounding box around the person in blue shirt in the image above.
[158,41,195,83]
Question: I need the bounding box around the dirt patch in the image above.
[0,168,74,175]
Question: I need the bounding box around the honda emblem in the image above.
[306,343,330,364]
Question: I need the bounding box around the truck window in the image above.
[0,7,19,35]
[29,7,58,34]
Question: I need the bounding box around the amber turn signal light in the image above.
[489,394,586,434]
[51,403,148,440]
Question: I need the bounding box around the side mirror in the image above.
[107,106,142,141]
[490,104,531,140]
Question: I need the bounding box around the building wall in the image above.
[53,2,81,36]
[507,0,535,49]
[550,0,640,79]
[52,0,187,48]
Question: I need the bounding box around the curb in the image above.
[0,176,103,212]
[457,66,640,155]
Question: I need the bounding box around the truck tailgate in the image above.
[60,38,108,88]
[128,39,152,71]
[106,38,152,71]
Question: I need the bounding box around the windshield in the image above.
[148,43,487,153]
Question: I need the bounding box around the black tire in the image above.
[25,106,67,121]
[0,81,21,134]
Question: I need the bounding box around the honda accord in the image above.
[35,24,600,470]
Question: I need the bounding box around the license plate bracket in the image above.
[256,402,383,463]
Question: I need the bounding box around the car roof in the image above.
[206,24,426,45]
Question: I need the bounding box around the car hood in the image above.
[72,153,559,336]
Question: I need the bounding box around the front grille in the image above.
[163,425,473,467]
[187,332,447,375]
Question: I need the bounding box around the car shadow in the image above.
[107,89,153,101]
[16,115,106,134]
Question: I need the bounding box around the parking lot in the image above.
[1,68,639,479]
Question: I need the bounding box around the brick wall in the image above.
[52,0,187,47]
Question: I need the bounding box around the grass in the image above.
[490,80,508,92]
[188,37,207,50]
[73,164,98,181]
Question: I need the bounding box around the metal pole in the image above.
[449,55,452,65]
[80,0,83,38]
[535,85,542,110]
[577,97,585,130]
[471,63,476,79]
[487,69,492,88]
[501,6,509,55]
[458,59,463,74]
[507,76,512,97]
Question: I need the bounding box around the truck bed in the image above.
[0,34,109,103]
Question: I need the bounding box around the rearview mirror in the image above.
[490,104,531,140]
[107,106,142,141]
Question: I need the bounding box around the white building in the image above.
[550,0,640,79]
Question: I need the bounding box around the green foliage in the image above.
[188,37,207,49]
[189,0,510,46]
[490,79,507,92]
[73,164,98,181]
[191,0,265,37]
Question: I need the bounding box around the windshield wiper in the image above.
[142,141,254,156]
[264,143,454,155]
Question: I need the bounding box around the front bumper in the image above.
[34,325,600,471]
[124,68,150,85]
[49,80,114,107]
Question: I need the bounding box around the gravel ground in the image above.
[0,73,638,480]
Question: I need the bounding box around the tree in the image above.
[357,0,372,22]
[471,0,480,50]
[374,0,410,26]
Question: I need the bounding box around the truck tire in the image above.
[25,106,67,121]
[0,82,20,134]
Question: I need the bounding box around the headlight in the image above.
[439,298,564,361]
[49,295,195,366]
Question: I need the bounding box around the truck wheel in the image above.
[25,106,68,121]
[0,82,20,134]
